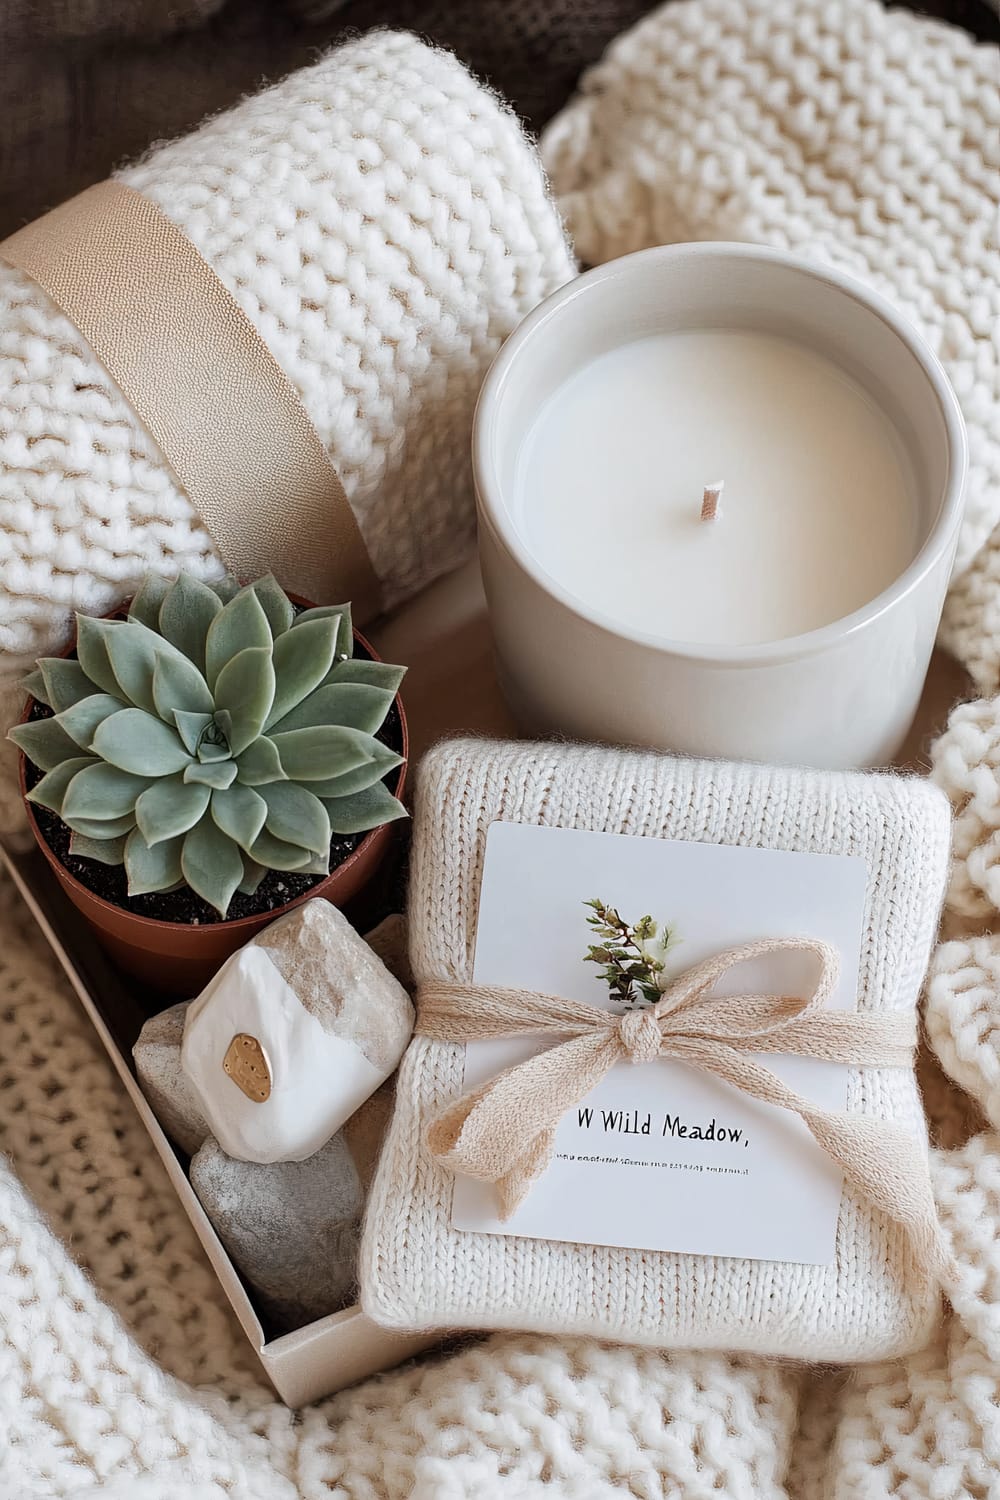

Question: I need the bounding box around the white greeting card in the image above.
[451,822,868,1264]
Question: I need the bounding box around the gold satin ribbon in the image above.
[0,181,381,619]
[418,938,952,1285]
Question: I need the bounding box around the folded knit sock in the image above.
[541,0,999,682]
[0,30,574,834]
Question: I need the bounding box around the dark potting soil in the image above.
[23,637,405,928]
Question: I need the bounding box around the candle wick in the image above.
[700,482,724,523]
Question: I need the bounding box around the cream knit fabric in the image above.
[361,738,950,1362]
[0,30,574,833]
[927,935,1000,1130]
[932,691,1000,921]
[541,0,1000,683]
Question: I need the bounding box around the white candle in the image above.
[515,329,918,646]
[474,244,966,768]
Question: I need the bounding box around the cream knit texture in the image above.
[0,30,574,833]
[927,935,1000,1132]
[541,0,1000,685]
[361,738,951,1362]
[932,691,1000,921]
[1,779,996,1497]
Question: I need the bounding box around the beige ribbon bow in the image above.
[418,938,951,1285]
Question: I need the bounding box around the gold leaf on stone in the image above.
[222,1032,272,1102]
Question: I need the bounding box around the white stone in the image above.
[133,1001,209,1157]
[181,900,414,1164]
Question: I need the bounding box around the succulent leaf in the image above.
[70,831,128,865]
[151,652,214,721]
[272,682,394,736]
[265,617,339,729]
[184,760,238,790]
[213,647,276,754]
[128,575,171,630]
[125,828,185,895]
[299,742,404,799]
[195,720,233,763]
[157,574,222,672]
[248,575,294,638]
[248,829,315,871]
[269,725,376,782]
[63,812,137,840]
[108,619,194,714]
[235,735,286,786]
[212,784,267,851]
[174,709,215,756]
[292,603,352,659]
[237,857,267,896]
[75,616,125,697]
[208,574,241,603]
[92,709,192,776]
[25,756,98,816]
[327,657,405,694]
[323,781,408,834]
[182,815,245,917]
[259,783,331,855]
[135,776,211,846]
[56,693,127,750]
[38,658,97,712]
[205,588,271,691]
[22,670,50,708]
[62,762,150,824]
[9,715,87,772]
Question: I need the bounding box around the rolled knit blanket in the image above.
[0,30,574,832]
[542,0,1000,685]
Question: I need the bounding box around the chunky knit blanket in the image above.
[2,4,1000,1497]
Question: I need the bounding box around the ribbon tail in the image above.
[804,1108,955,1288]
[424,1033,619,1219]
[496,1129,558,1220]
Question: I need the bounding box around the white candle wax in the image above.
[513,329,919,645]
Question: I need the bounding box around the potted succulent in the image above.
[10,572,408,994]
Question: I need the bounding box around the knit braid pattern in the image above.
[927,936,1000,1130]
[0,30,574,833]
[361,738,951,1361]
[931,692,1000,921]
[541,0,1000,682]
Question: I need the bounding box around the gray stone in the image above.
[133,1001,209,1157]
[189,1130,363,1330]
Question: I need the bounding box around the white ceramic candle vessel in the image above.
[474,244,966,768]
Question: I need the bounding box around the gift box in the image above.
[361,737,952,1362]
[0,843,435,1407]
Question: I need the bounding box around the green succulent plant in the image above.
[11,572,407,918]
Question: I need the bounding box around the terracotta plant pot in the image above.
[18,620,407,997]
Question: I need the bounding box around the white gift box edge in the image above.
[0,841,438,1408]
